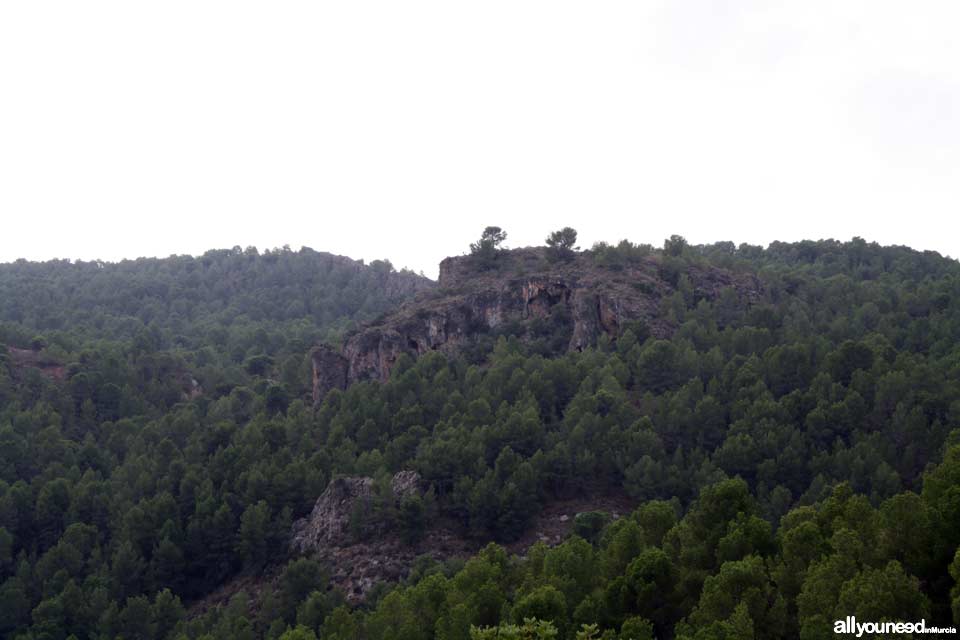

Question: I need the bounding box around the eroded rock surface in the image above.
[4,346,67,382]
[312,248,762,403]
[285,484,636,604]
[290,471,422,554]
[289,470,472,603]
[319,531,475,603]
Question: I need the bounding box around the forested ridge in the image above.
[0,246,430,352]
[2,236,960,639]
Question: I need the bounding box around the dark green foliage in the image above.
[512,585,567,631]
[1,237,960,638]
[398,495,427,544]
[280,559,328,623]
[573,512,610,545]
[319,462,960,640]
[590,240,654,271]
[545,228,579,263]
[470,227,508,268]
[664,235,689,257]
[0,246,428,354]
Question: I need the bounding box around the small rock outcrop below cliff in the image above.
[312,248,762,403]
[290,471,475,602]
[287,484,635,603]
[290,471,422,554]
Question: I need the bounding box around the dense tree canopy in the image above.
[470,227,508,268]
[545,228,579,263]
[2,237,960,639]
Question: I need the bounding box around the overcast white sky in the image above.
[1,1,958,277]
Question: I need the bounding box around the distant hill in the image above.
[0,246,434,351]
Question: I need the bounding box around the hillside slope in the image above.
[3,237,960,639]
[0,246,433,348]
[312,246,762,402]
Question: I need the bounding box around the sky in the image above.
[1,1,958,278]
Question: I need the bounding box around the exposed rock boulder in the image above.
[289,470,442,603]
[5,346,67,382]
[312,248,762,404]
[391,469,422,496]
[290,471,422,554]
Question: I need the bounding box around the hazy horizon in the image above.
[3,1,959,278]
[0,233,954,281]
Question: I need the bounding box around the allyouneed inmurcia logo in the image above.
[834,616,957,636]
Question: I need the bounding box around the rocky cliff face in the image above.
[367,262,436,300]
[312,248,762,404]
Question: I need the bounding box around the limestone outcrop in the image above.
[290,471,422,554]
[312,248,762,404]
